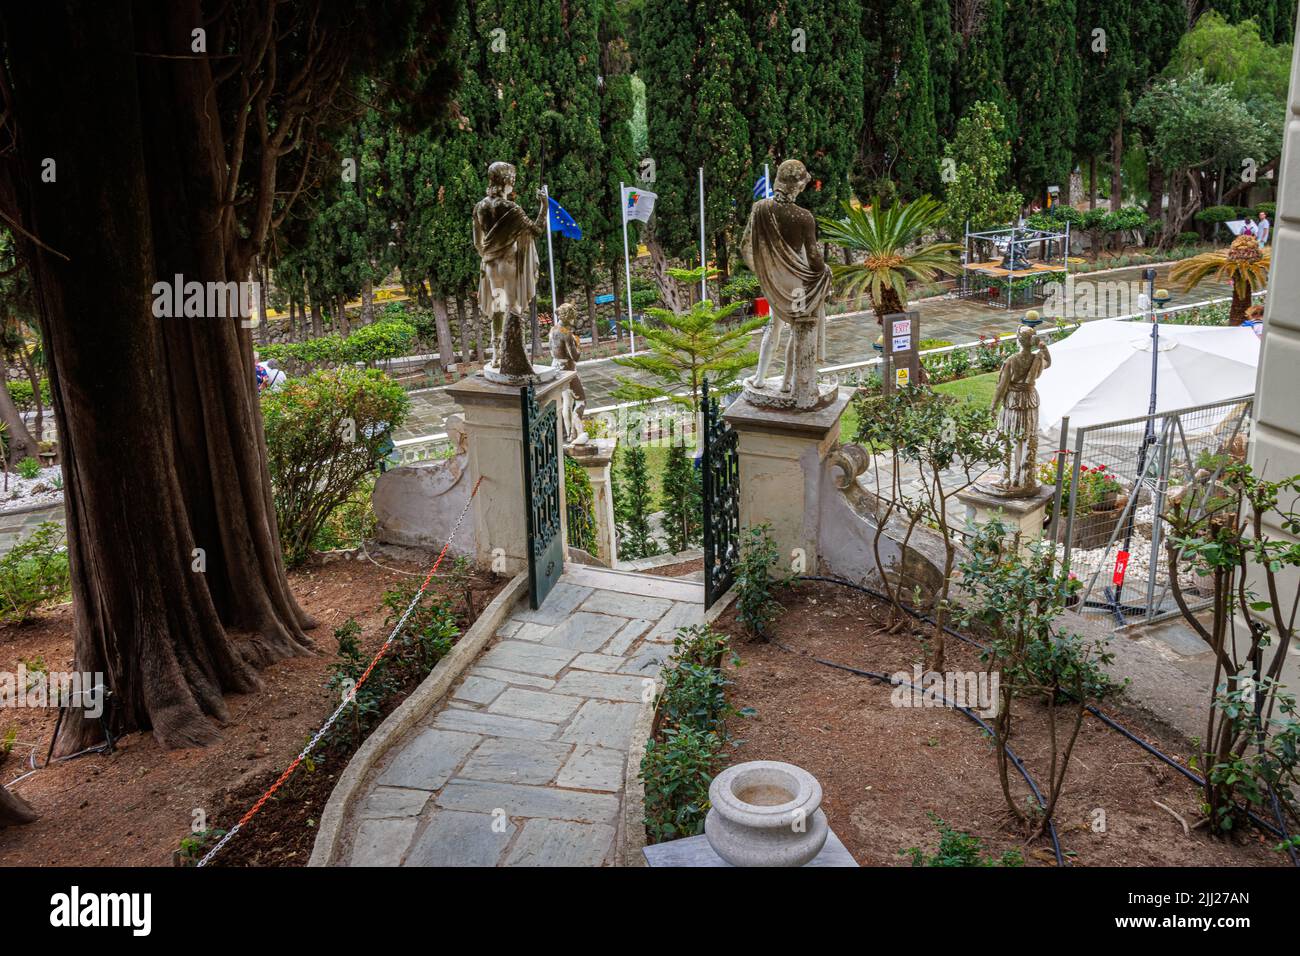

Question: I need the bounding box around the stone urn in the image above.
[705,761,829,867]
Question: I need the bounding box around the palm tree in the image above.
[1170,234,1270,326]
[818,195,963,325]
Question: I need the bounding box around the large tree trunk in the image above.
[257,256,269,346]
[643,225,685,314]
[455,295,470,367]
[0,785,37,826]
[310,296,324,338]
[361,276,375,325]
[1110,123,1124,213]
[472,296,486,362]
[3,1,313,754]
[335,294,350,335]
[1146,164,1164,228]
[431,296,455,373]
[21,347,45,448]
[0,370,39,463]
[586,284,599,348]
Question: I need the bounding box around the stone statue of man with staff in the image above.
[474,161,550,382]
[740,158,834,410]
[989,325,1052,494]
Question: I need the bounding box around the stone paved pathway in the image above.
[0,502,65,556]
[340,565,702,866]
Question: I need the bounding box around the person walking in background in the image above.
[1258,210,1271,246]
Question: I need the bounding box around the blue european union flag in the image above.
[548,197,583,239]
[752,174,772,200]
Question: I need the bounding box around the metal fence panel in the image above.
[1054,395,1253,626]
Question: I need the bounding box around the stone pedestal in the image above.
[723,388,852,575]
[955,477,1055,551]
[567,436,618,566]
[446,371,575,575]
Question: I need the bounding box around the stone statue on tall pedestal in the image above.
[549,302,588,445]
[985,325,1052,496]
[740,158,835,410]
[473,161,556,384]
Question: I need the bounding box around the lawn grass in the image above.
[933,370,998,406]
[837,370,999,443]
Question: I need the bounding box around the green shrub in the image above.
[15,457,40,480]
[905,813,1024,867]
[0,522,70,623]
[5,379,50,413]
[641,625,744,843]
[260,319,417,371]
[734,523,786,639]
[721,269,760,302]
[1176,231,1200,246]
[1194,205,1237,225]
[564,455,599,555]
[262,366,409,566]
[310,474,377,553]
[641,725,721,843]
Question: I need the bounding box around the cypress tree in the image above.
[953,0,1013,136]
[862,0,940,200]
[922,0,958,141]
[693,2,755,280]
[618,442,660,559]
[637,0,701,261]
[1076,0,1134,208]
[1005,0,1079,201]
[660,440,702,553]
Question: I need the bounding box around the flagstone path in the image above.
[338,565,702,867]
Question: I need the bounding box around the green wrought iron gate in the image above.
[702,378,740,610]
[521,383,563,609]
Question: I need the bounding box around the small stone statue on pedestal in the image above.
[549,302,588,446]
[473,161,556,384]
[986,325,1052,496]
[740,159,835,410]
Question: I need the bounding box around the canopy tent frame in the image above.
[960,222,1071,310]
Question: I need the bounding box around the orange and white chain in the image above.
[197,475,483,867]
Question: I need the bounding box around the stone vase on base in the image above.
[705,761,829,867]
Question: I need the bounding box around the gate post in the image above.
[722,387,853,578]
[446,372,575,577]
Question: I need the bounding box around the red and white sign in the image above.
[1112,550,1130,587]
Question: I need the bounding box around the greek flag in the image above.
[753,173,772,200]
[548,197,583,239]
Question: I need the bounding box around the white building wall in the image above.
[1250,18,1300,551]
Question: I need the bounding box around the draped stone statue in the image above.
[988,325,1052,495]
[740,159,835,410]
[549,302,588,445]
[473,161,552,382]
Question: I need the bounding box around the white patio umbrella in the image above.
[1036,318,1260,444]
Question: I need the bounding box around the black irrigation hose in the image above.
[793,575,1299,862]
[768,637,1067,867]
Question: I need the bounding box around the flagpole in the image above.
[543,184,559,322]
[765,163,771,198]
[698,166,706,302]
[620,181,636,356]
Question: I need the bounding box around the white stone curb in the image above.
[308,570,529,867]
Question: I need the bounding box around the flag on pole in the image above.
[622,185,658,223]
[548,197,583,239]
[752,173,772,200]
